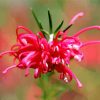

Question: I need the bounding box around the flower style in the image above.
[0,10,100,88]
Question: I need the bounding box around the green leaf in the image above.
[54,20,64,34]
[63,24,72,32]
[48,9,53,34]
[41,29,49,36]
[47,71,54,77]
[41,29,50,40]
[31,8,43,30]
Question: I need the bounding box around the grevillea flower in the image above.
[0,10,100,88]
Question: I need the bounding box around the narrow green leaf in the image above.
[31,8,43,30]
[41,29,50,40]
[41,29,49,35]
[54,20,64,34]
[63,24,72,32]
[48,9,53,34]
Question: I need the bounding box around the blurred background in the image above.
[0,0,100,100]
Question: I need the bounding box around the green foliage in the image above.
[63,24,72,32]
[31,8,43,30]
[37,72,72,100]
[54,20,64,34]
[48,9,53,34]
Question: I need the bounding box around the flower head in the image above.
[0,10,100,88]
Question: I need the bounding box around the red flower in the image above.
[0,26,50,79]
[0,12,100,88]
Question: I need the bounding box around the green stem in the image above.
[39,77,48,100]
[37,72,55,100]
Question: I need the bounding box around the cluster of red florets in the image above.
[0,12,100,88]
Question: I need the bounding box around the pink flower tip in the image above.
[78,12,84,16]
[25,74,29,77]
[25,72,29,77]
[77,81,83,88]
[96,26,100,29]
[69,12,84,25]
[2,70,7,74]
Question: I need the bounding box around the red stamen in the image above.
[81,41,100,47]
[0,51,15,57]
[64,66,82,88]
[37,32,45,38]
[25,66,30,77]
[16,26,34,38]
[73,26,100,37]
[2,65,17,74]
[69,12,84,25]
[54,31,63,41]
